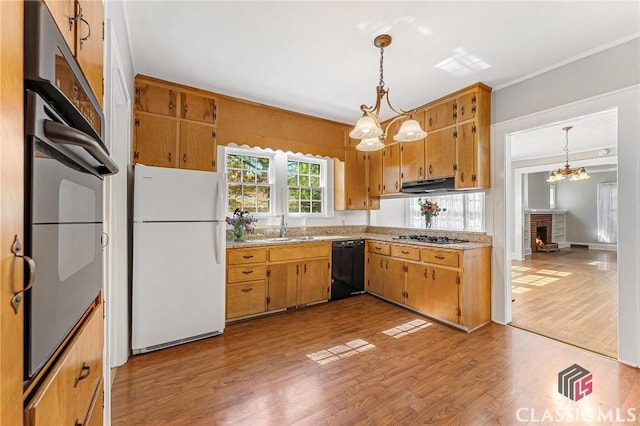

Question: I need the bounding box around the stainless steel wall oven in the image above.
[23,1,118,380]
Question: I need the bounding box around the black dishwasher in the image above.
[331,240,365,301]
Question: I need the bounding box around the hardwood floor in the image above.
[511,247,617,358]
[111,295,638,425]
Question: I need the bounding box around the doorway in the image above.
[507,110,619,358]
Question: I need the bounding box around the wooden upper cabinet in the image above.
[43,0,104,107]
[43,0,75,56]
[135,83,178,117]
[179,122,217,171]
[181,93,217,124]
[425,128,456,179]
[400,140,425,183]
[75,0,103,107]
[368,150,383,197]
[382,143,400,194]
[457,91,477,123]
[134,113,178,167]
[425,99,456,132]
[344,149,368,209]
[455,122,477,189]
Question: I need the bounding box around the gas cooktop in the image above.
[392,235,469,244]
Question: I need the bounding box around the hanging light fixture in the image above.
[546,126,590,182]
[350,34,427,152]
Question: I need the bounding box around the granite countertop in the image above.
[227,230,492,250]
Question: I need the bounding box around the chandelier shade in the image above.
[350,34,427,152]
[546,126,589,183]
[355,137,386,152]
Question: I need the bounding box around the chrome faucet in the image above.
[280,213,288,237]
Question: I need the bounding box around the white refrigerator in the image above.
[132,164,227,354]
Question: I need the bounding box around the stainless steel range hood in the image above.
[400,177,455,194]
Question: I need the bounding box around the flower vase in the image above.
[425,215,432,228]
[233,226,244,242]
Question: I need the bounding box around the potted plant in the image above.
[417,198,445,228]
[226,208,258,241]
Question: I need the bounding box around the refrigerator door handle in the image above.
[213,223,222,265]
[215,173,227,221]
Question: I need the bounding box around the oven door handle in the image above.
[43,119,119,176]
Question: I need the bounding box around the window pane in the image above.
[311,202,321,213]
[299,175,309,186]
[227,154,242,169]
[256,171,269,184]
[289,188,300,199]
[300,162,309,174]
[310,176,319,186]
[228,169,242,183]
[310,163,320,175]
[287,175,298,185]
[301,189,311,200]
[288,161,298,176]
[311,189,322,200]
[257,157,269,170]
[288,201,299,213]
[301,201,311,213]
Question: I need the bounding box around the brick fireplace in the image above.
[530,214,557,252]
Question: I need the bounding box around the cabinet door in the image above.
[345,149,368,210]
[181,92,217,124]
[135,83,178,117]
[405,263,429,313]
[382,143,400,194]
[429,267,459,324]
[457,91,477,122]
[366,253,385,296]
[425,99,456,132]
[75,0,103,107]
[425,128,456,179]
[382,257,405,304]
[299,259,330,305]
[43,0,76,54]
[134,114,178,167]
[368,150,383,197]
[400,139,425,183]
[267,263,298,311]
[179,121,217,171]
[456,122,477,189]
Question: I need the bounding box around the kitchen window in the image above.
[226,150,274,214]
[224,147,330,217]
[287,158,324,214]
[408,192,485,231]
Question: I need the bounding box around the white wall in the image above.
[556,171,617,244]
[527,172,550,209]
[490,37,640,366]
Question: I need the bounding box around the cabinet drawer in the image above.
[390,245,420,261]
[26,304,104,426]
[269,243,330,262]
[228,248,267,265]
[421,248,460,267]
[228,265,267,283]
[226,281,266,319]
[368,241,390,255]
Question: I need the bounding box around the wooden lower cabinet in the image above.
[366,252,385,295]
[404,262,429,313]
[428,266,460,324]
[382,257,405,304]
[25,303,104,426]
[226,243,331,319]
[365,241,491,332]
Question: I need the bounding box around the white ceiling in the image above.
[121,1,639,160]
